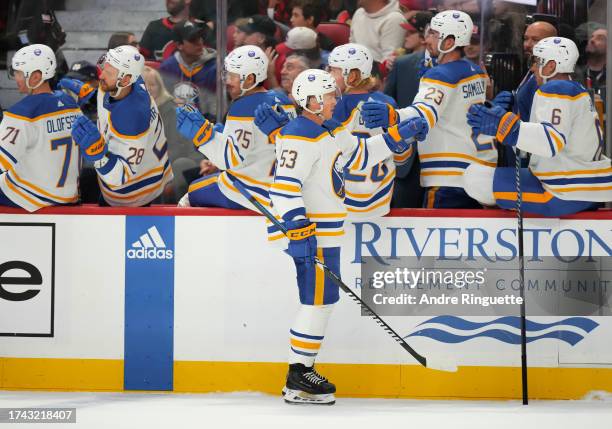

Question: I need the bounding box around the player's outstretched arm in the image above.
[467,103,566,158]
[338,117,427,172]
[176,106,229,168]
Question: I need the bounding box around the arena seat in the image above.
[316,22,350,47]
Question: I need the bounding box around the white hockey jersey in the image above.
[515,80,612,202]
[334,91,415,219]
[95,78,173,206]
[269,116,394,248]
[396,58,497,188]
[0,92,81,212]
[194,90,296,210]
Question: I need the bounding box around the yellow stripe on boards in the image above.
[3,358,612,400]
[0,357,123,391]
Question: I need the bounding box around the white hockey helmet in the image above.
[328,43,373,87]
[104,45,144,86]
[224,45,268,96]
[532,37,579,81]
[10,44,56,89]
[292,69,337,114]
[429,10,473,55]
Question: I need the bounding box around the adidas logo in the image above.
[126,226,173,260]
[58,100,64,107]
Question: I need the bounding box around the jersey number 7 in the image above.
[50,137,75,188]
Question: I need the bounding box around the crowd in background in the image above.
[0,0,608,207]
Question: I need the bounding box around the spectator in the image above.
[399,10,430,54]
[143,66,203,203]
[383,11,431,107]
[350,0,406,63]
[266,0,292,25]
[289,0,335,52]
[463,25,480,64]
[272,26,326,87]
[159,20,217,118]
[280,53,310,98]
[108,32,138,50]
[140,0,192,60]
[232,15,277,49]
[576,28,607,97]
[516,21,557,122]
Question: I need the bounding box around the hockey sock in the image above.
[288,304,334,367]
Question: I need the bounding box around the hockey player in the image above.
[175,45,296,210]
[0,44,81,212]
[464,37,612,215]
[257,69,427,404]
[327,43,415,218]
[360,10,497,208]
[69,45,173,206]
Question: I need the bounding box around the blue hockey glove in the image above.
[361,101,398,129]
[176,107,214,148]
[322,118,341,133]
[58,78,96,106]
[383,117,428,153]
[72,115,106,161]
[467,104,520,146]
[254,103,290,135]
[284,219,317,263]
[491,91,514,111]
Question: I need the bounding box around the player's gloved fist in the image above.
[322,118,341,132]
[284,219,317,263]
[58,78,96,106]
[383,117,428,153]
[176,107,214,148]
[254,103,290,135]
[72,115,106,161]
[361,101,398,129]
[491,91,514,111]
[467,104,520,146]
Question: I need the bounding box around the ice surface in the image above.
[1,391,611,429]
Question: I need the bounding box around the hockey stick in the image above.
[231,176,457,372]
[512,90,529,405]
